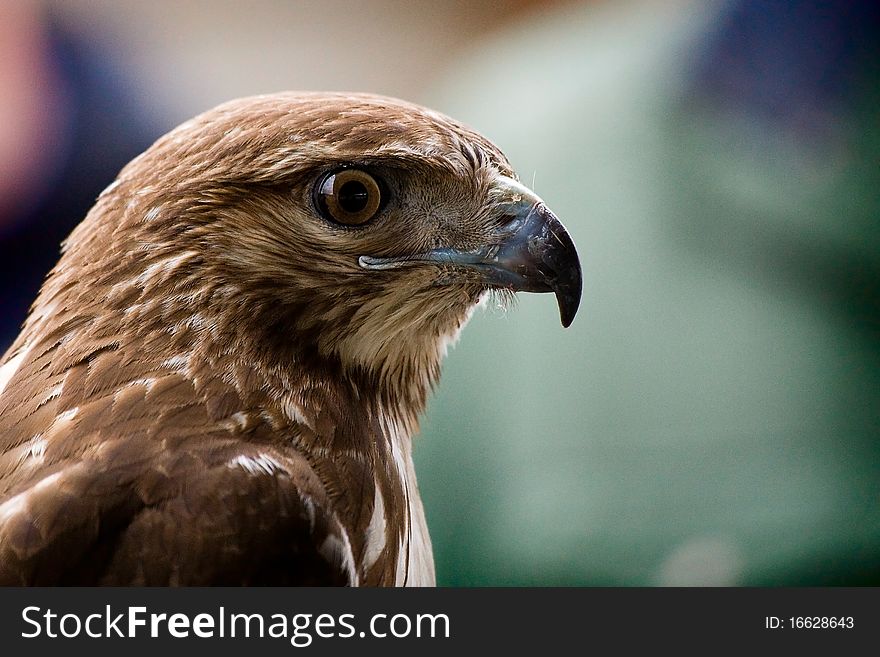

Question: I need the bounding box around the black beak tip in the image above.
[559,297,577,328]
[540,208,582,329]
[555,266,582,328]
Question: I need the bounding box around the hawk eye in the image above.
[315,169,383,226]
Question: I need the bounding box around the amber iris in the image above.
[316,169,382,225]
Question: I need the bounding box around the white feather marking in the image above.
[362,484,387,571]
[144,206,162,222]
[14,435,47,468]
[113,379,156,395]
[260,410,282,430]
[319,529,359,586]
[301,496,317,531]
[227,454,283,477]
[282,398,314,431]
[26,300,58,336]
[42,383,64,404]
[162,355,191,373]
[0,350,28,396]
[394,536,409,585]
[46,407,78,434]
[168,313,210,337]
[0,471,64,524]
[54,407,79,423]
[99,179,120,197]
[163,355,189,368]
[381,412,436,587]
[25,436,46,460]
[404,501,435,587]
[221,411,252,432]
[388,436,408,493]
[160,250,198,272]
[134,251,198,285]
[0,492,27,524]
[264,151,302,174]
[40,408,79,444]
[375,140,437,158]
[436,293,485,360]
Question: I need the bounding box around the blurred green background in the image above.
[2,0,878,585]
[417,0,880,585]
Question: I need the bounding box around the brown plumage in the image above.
[0,92,581,585]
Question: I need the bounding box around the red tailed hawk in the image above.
[0,92,580,585]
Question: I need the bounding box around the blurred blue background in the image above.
[1,0,878,585]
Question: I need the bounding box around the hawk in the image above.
[0,92,580,585]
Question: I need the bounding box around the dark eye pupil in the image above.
[337,180,369,213]
[315,169,383,226]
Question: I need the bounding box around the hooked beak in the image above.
[359,177,582,328]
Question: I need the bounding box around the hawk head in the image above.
[45,92,581,421]
[0,92,582,586]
